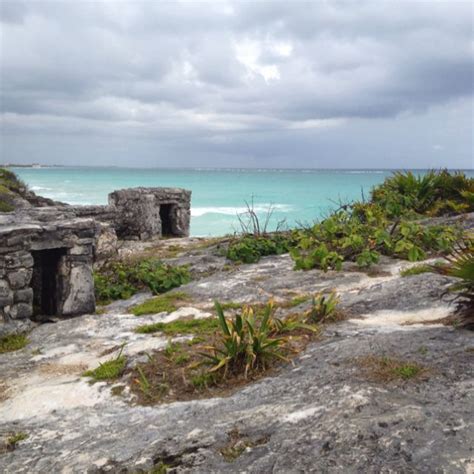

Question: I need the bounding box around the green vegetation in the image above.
[201,301,289,378]
[3,432,28,452]
[225,170,469,271]
[129,299,319,404]
[359,355,426,382]
[227,233,294,264]
[131,292,188,316]
[190,372,217,389]
[94,258,190,304]
[0,168,26,212]
[0,333,29,354]
[400,261,445,277]
[219,301,243,310]
[371,169,474,218]
[290,203,458,271]
[0,200,14,212]
[150,462,171,474]
[135,316,220,335]
[83,346,127,381]
[305,293,340,323]
[283,294,312,307]
[393,363,423,380]
[219,429,269,462]
[434,239,474,328]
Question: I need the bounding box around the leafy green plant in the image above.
[0,333,29,354]
[306,293,339,323]
[371,170,474,218]
[289,200,459,271]
[434,239,474,328]
[201,301,288,378]
[94,258,190,304]
[227,234,293,264]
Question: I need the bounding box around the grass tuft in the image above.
[400,261,445,277]
[83,355,127,381]
[358,355,427,382]
[131,292,188,316]
[135,317,220,335]
[0,334,29,354]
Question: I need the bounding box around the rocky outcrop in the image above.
[0,248,472,473]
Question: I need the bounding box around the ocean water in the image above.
[11,168,474,237]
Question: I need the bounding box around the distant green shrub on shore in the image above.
[371,169,474,218]
[0,168,27,212]
[94,258,190,304]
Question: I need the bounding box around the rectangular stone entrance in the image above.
[159,204,176,236]
[31,248,66,317]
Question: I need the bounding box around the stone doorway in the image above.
[31,248,66,318]
[159,204,176,237]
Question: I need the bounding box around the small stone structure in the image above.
[0,187,191,330]
[109,187,191,240]
[71,187,191,240]
[0,209,97,327]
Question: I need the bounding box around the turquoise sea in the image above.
[11,168,474,237]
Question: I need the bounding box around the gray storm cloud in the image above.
[0,1,472,168]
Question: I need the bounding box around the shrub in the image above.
[289,202,460,271]
[201,301,288,378]
[94,258,190,304]
[434,239,474,328]
[0,168,28,213]
[227,234,293,264]
[371,169,474,218]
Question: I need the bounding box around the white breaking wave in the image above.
[191,204,293,217]
[31,186,53,191]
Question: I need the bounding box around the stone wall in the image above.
[70,187,191,241]
[0,211,97,328]
[108,187,191,240]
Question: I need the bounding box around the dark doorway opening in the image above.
[31,248,66,318]
[159,204,175,236]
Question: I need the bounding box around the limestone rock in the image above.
[95,223,118,260]
[62,264,95,315]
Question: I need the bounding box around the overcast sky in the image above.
[0,1,473,169]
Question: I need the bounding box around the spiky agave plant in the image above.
[435,239,474,329]
[201,301,288,378]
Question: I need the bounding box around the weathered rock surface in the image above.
[0,246,472,473]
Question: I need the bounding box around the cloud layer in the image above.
[1,1,473,168]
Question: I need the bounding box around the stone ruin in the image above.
[0,209,96,328]
[75,187,192,240]
[0,187,191,331]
